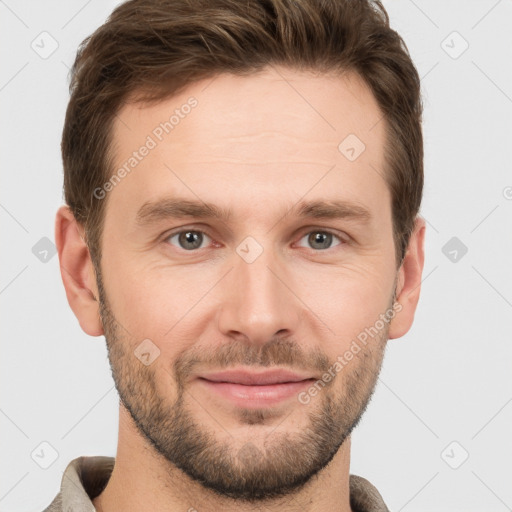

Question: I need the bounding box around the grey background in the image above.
[1,1,511,510]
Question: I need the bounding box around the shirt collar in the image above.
[47,456,389,512]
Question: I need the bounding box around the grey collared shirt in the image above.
[43,456,390,512]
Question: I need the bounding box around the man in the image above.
[48,0,425,510]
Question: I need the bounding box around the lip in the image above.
[198,368,314,385]
[196,368,316,408]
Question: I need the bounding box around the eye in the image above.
[296,230,344,251]
[163,228,345,253]
[165,230,212,251]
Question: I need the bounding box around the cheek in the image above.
[102,254,217,350]
[299,261,395,338]
[101,257,169,338]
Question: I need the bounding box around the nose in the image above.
[217,243,301,346]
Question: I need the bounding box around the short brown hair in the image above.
[62,0,423,269]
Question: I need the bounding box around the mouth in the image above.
[196,368,316,408]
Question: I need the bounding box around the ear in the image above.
[55,205,104,337]
[388,216,426,339]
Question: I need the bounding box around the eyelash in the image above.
[163,227,348,252]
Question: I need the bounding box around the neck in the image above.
[93,406,353,512]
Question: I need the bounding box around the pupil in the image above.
[181,231,201,250]
[309,232,331,250]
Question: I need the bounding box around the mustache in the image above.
[173,337,331,380]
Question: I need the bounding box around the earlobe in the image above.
[55,205,104,337]
[388,216,426,340]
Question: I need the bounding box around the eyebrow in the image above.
[135,197,372,226]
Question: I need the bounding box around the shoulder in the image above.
[41,491,62,512]
[349,474,390,512]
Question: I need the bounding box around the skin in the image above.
[55,66,425,512]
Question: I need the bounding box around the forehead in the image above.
[106,66,388,226]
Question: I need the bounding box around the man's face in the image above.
[97,66,397,501]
